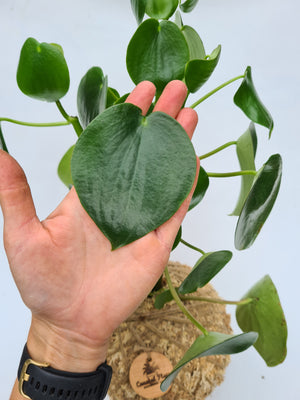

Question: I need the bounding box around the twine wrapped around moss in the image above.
[107,261,232,400]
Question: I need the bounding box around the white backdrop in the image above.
[0,0,299,398]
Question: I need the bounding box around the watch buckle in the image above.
[19,358,50,399]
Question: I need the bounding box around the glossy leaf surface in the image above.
[178,250,232,294]
[58,145,74,188]
[180,0,199,13]
[181,25,205,60]
[185,45,221,93]
[231,123,257,216]
[106,87,120,108]
[234,66,274,137]
[154,289,173,309]
[126,19,189,94]
[188,166,209,211]
[17,38,70,102]
[235,154,282,250]
[77,67,108,129]
[0,123,8,153]
[71,104,197,249]
[145,0,179,19]
[161,331,258,391]
[172,226,182,250]
[130,0,146,24]
[236,275,287,366]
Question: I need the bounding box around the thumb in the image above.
[0,150,38,235]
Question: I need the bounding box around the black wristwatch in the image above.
[17,344,112,400]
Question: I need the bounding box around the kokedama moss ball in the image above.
[107,261,232,400]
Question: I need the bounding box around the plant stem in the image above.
[0,117,71,128]
[199,141,237,160]
[207,170,257,178]
[164,266,209,336]
[180,295,254,306]
[56,100,83,137]
[180,239,205,255]
[190,74,245,109]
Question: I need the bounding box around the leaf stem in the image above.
[207,170,257,178]
[190,74,245,109]
[55,100,83,137]
[199,141,237,160]
[0,117,71,128]
[180,295,254,306]
[180,239,205,255]
[164,266,209,336]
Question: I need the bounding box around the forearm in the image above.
[10,316,109,399]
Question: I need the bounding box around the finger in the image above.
[0,150,38,233]
[153,80,188,118]
[125,81,156,116]
[176,107,198,140]
[155,158,200,250]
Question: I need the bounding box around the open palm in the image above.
[0,81,199,371]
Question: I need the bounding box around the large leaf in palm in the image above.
[71,103,197,249]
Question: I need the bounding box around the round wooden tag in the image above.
[129,352,173,398]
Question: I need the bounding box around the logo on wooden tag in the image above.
[129,352,173,398]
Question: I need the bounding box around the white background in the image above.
[0,0,299,398]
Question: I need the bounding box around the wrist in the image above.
[27,316,108,373]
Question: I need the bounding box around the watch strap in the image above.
[18,344,112,400]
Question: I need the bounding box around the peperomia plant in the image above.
[0,0,287,393]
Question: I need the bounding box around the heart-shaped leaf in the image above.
[145,0,179,19]
[235,154,282,250]
[231,123,257,216]
[77,67,108,129]
[71,103,197,249]
[57,145,75,188]
[172,226,182,250]
[188,166,209,211]
[181,25,206,60]
[178,250,232,294]
[161,331,258,391]
[180,0,199,13]
[234,66,274,137]
[17,38,70,102]
[130,0,146,24]
[236,275,287,366]
[106,87,120,108]
[154,289,173,309]
[185,45,221,93]
[0,123,8,153]
[126,19,189,94]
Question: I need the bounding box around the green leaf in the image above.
[130,0,146,24]
[71,103,197,249]
[161,331,258,391]
[77,67,108,129]
[114,93,130,105]
[145,0,179,19]
[0,123,8,153]
[188,166,209,211]
[126,19,189,94]
[16,38,70,102]
[181,25,205,60]
[236,275,287,366]
[106,87,120,108]
[174,10,183,28]
[180,0,199,13]
[185,45,221,93]
[57,145,75,188]
[172,226,182,250]
[231,123,257,216]
[178,251,232,294]
[234,66,274,137]
[235,154,282,250]
[154,289,173,309]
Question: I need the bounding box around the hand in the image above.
[0,81,199,382]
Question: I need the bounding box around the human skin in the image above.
[0,80,199,399]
